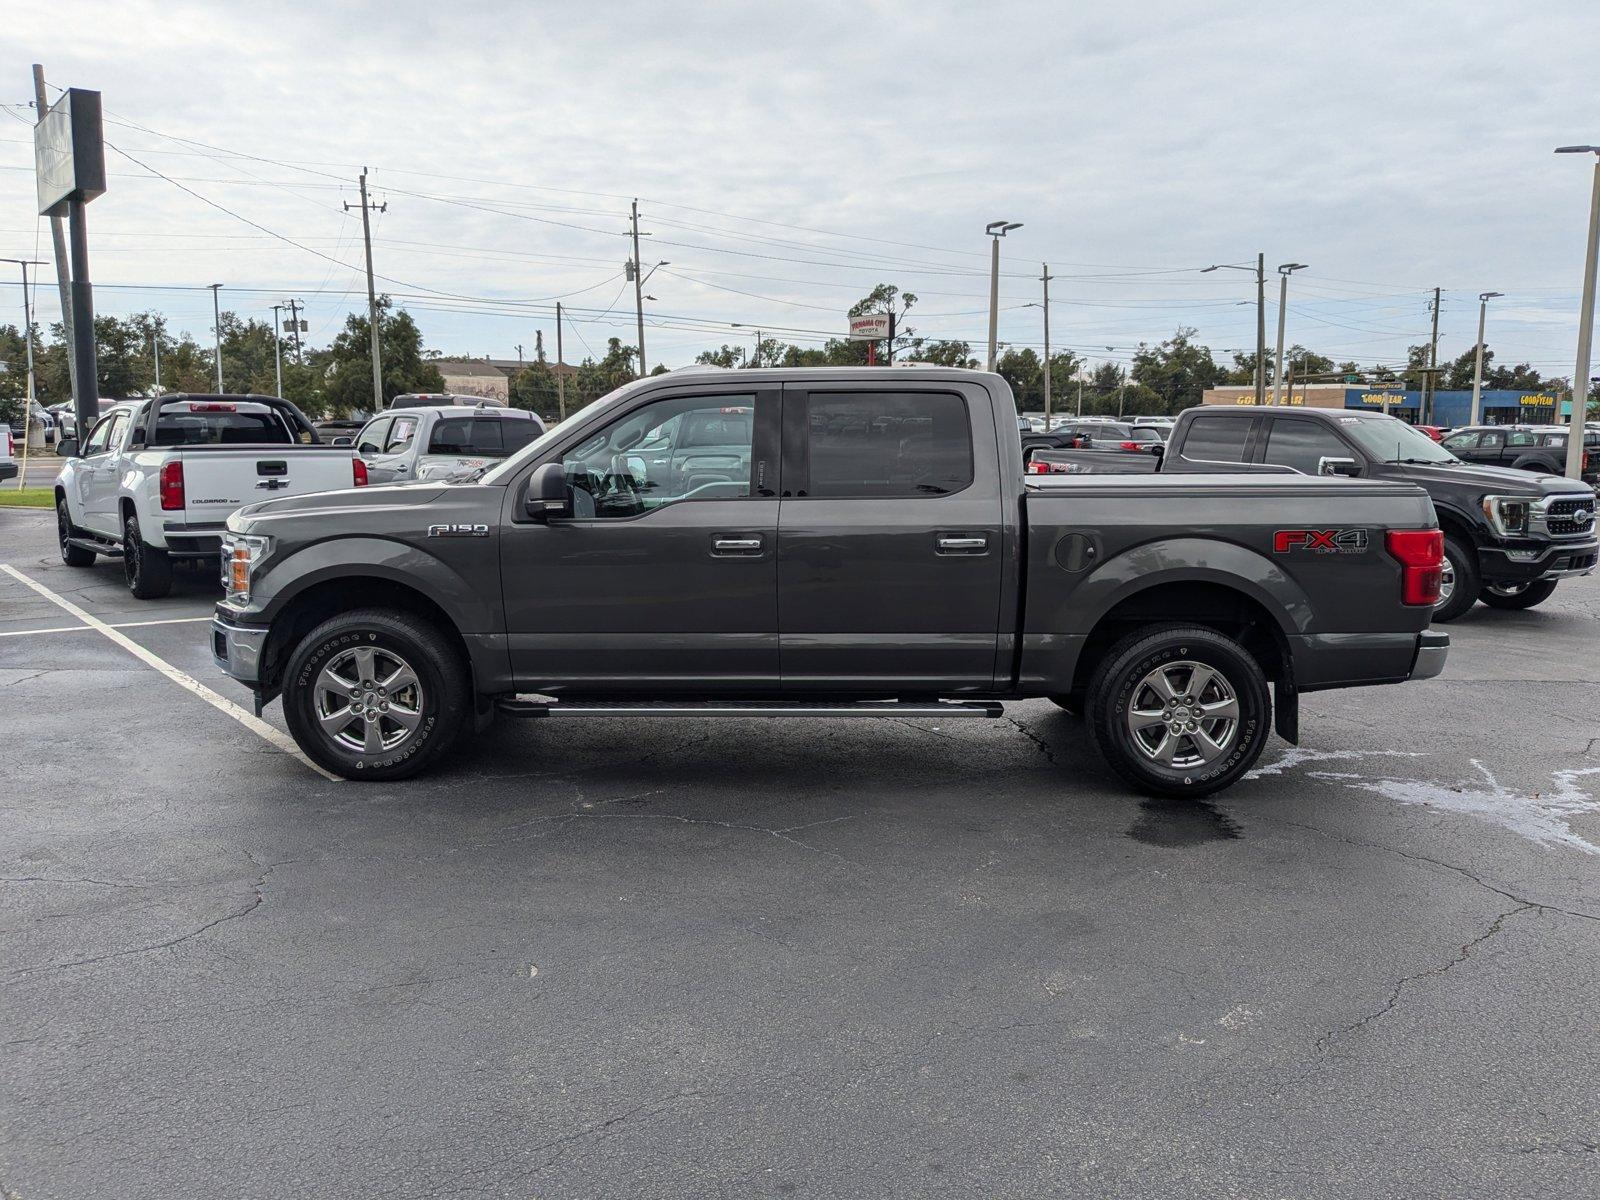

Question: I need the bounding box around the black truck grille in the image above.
[1546,496,1596,537]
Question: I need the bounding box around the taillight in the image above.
[1386,529,1443,607]
[1118,440,1140,451]
[352,458,368,487]
[159,461,184,510]
[1026,460,1048,475]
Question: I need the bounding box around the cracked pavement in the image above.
[2,507,1598,1199]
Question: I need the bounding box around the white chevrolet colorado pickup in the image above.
[55,393,363,599]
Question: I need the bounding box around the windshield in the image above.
[1340,414,1458,464]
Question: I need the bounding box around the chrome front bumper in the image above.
[211,614,268,684]
[1410,630,1450,681]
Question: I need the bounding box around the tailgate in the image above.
[178,448,357,525]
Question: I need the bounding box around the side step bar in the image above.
[495,698,1005,720]
[65,536,122,557]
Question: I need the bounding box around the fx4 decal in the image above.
[1273,528,1369,554]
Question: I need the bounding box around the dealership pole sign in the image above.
[848,314,893,341]
[34,86,105,436]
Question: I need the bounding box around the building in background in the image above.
[1202,385,1571,427]
[433,357,579,404]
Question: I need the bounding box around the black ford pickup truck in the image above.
[1033,405,1598,621]
[212,367,1448,797]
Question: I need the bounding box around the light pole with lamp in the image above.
[1556,145,1600,479]
[985,221,1022,371]
[1469,292,1503,426]
[1203,254,1267,405]
[1271,263,1309,405]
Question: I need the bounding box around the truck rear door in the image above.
[777,383,1005,691]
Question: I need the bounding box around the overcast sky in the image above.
[3,0,1598,380]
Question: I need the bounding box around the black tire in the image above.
[122,514,173,599]
[57,497,95,567]
[1432,534,1480,623]
[1479,578,1558,610]
[282,607,472,781]
[1086,625,1271,799]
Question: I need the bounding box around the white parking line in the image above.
[0,565,338,781]
[0,616,214,639]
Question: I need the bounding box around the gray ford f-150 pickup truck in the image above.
[212,366,1448,797]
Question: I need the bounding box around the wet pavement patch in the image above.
[1126,797,1242,846]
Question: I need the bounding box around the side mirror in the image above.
[56,437,79,458]
[524,462,570,520]
[332,436,353,447]
[1318,456,1361,478]
[1148,443,1165,461]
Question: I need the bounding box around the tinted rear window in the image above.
[151,410,294,446]
[804,392,973,497]
[429,416,540,457]
[1180,416,1252,463]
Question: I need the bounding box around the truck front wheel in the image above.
[1479,579,1558,610]
[282,608,472,781]
[1086,625,1271,799]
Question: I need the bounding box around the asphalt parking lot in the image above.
[2,505,1597,1199]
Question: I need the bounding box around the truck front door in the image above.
[777,385,1004,692]
[500,386,781,692]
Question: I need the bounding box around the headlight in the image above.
[1481,495,1532,538]
[221,533,271,603]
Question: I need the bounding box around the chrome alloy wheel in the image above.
[1436,559,1456,607]
[1125,660,1241,769]
[314,644,424,755]
[1484,582,1529,597]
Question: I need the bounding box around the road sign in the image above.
[848,314,893,341]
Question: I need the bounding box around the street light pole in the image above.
[985,221,1022,371]
[271,303,284,398]
[2,258,45,490]
[1557,146,1600,479]
[1203,256,1268,404]
[209,283,224,391]
[1272,263,1308,405]
[1040,263,1053,423]
[1470,291,1503,426]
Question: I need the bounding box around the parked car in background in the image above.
[387,392,508,410]
[346,404,545,484]
[1037,406,1597,621]
[1534,427,1600,488]
[1415,425,1446,442]
[212,366,1448,797]
[54,394,363,599]
[50,398,123,442]
[0,423,15,482]
[1439,424,1586,480]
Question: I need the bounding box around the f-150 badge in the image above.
[427,523,490,538]
[1273,528,1368,554]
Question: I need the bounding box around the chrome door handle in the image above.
[712,535,764,556]
[936,534,989,555]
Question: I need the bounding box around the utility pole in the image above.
[1077,373,1084,417]
[209,283,224,391]
[346,170,386,410]
[32,65,77,410]
[1470,292,1503,426]
[1556,145,1600,480]
[555,301,567,420]
[984,221,1022,371]
[271,303,284,398]
[1254,253,1267,405]
[1424,287,1442,425]
[150,325,161,393]
[1040,263,1054,423]
[1272,263,1309,404]
[631,198,647,378]
[3,259,44,488]
[285,298,304,363]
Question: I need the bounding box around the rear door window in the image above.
[1180,416,1253,463]
[1261,418,1353,474]
[798,392,972,498]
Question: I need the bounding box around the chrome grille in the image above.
[1545,496,1596,537]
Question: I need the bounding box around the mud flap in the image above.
[1273,682,1299,745]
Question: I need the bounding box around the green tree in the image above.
[1129,327,1224,413]
[695,344,746,369]
[510,361,562,417]
[319,299,444,416]
[905,338,977,368]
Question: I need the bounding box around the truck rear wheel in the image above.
[1432,534,1480,623]
[1086,625,1271,799]
[282,607,471,781]
[1479,579,1558,610]
[123,515,173,599]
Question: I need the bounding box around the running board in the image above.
[65,536,122,557]
[495,698,1004,720]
